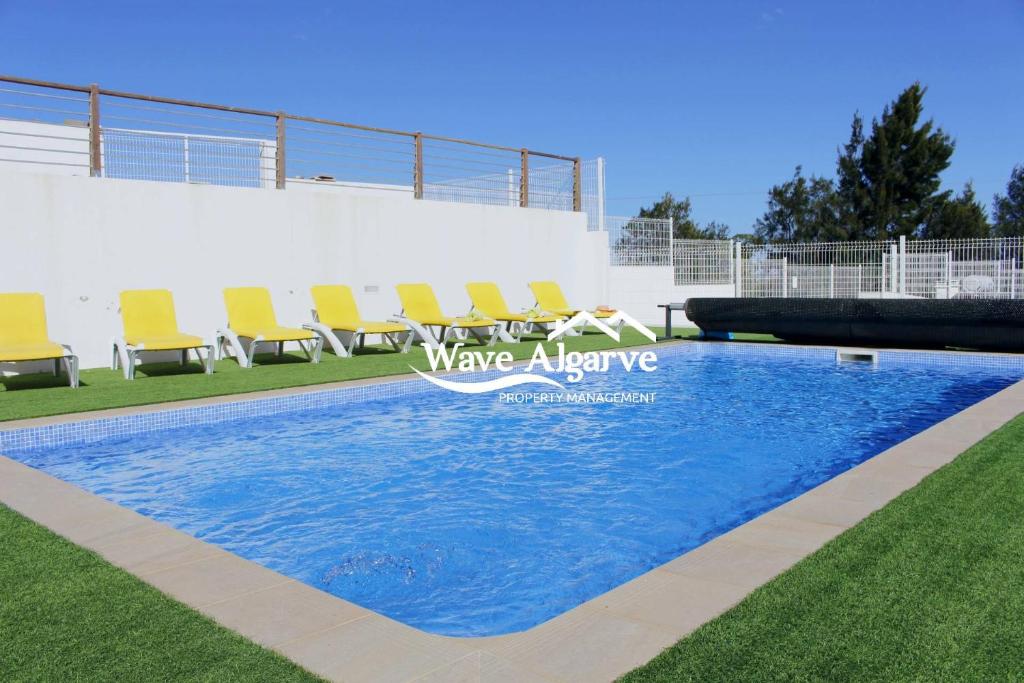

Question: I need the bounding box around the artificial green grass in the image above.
[621,414,1024,682]
[0,503,322,682]
[0,327,776,423]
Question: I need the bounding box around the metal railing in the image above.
[0,74,583,211]
[674,239,734,285]
[606,216,673,265]
[737,240,897,298]
[612,234,1024,300]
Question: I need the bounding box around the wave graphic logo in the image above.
[412,367,566,394]
[546,311,657,343]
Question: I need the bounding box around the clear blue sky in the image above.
[2,0,1021,232]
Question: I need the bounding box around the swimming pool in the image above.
[4,343,1022,637]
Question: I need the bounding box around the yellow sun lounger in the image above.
[466,282,565,341]
[528,281,616,319]
[396,283,511,348]
[0,293,78,388]
[217,287,322,368]
[306,285,413,356]
[113,289,214,379]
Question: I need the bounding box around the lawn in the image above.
[0,503,321,681]
[621,414,1024,682]
[0,327,776,422]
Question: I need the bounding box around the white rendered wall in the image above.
[607,266,733,325]
[0,170,607,369]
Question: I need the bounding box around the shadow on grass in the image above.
[347,345,406,357]
[243,354,317,367]
[0,374,85,391]
[132,362,210,378]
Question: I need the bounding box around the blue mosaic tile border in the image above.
[688,340,1024,372]
[0,373,434,451]
[1,340,1020,452]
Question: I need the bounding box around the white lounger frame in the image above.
[504,318,568,342]
[214,329,322,368]
[111,337,214,380]
[5,347,79,388]
[394,314,515,349]
[302,312,414,358]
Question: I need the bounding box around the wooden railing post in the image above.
[88,83,101,177]
[520,149,529,208]
[275,112,286,189]
[572,157,582,212]
[413,133,423,199]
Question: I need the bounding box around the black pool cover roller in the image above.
[684,298,1024,351]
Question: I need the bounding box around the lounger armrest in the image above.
[390,316,439,350]
[302,322,350,358]
[216,327,252,367]
[302,321,333,336]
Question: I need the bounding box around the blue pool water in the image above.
[6,345,1022,636]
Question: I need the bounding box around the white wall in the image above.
[286,178,415,199]
[0,170,607,369]
[607,266,733,326]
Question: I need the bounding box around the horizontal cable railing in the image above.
[0,74,583,211]
[0,80,91,173]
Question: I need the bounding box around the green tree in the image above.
[637,192,730,239]
[700,220,732,240]
[843,83,955,239]
[835,114,870,240]
[753,167,841,242]
[992,165,1024,237]
[920,182,991,238]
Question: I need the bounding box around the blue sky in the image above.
[2,0,1021,231]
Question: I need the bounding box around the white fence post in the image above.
[888,243,897,294]
[898,235,907,296]
[829,263,835,298]
[945,252,953,299]
[737,241,743,295]
[667,217,674,269]
[183,136,190,183]
[782,257,788,298]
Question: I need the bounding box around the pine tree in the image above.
[832,84,954,240]
[835,114,869,240]
[920,182,991,238]
[753,167,840,243]
[992,165,1024,237]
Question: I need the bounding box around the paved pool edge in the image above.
[2,341,1022,682]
